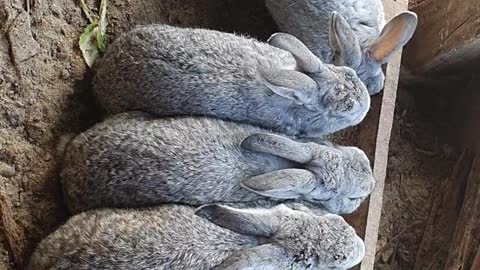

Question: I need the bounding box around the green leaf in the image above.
[78,0,108,65]
[96,31,106,53]
[79,23,100,68]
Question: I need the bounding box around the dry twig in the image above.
[0,193,24,269]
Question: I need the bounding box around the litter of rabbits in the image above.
[2,0,478,269]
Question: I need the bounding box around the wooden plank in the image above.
[413,150,474,270]
[443,155,480,270]
[403,0,480,74]
[411,152,480,270]
[471,245,480,270]
[358,1,408,269]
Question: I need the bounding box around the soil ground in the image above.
[0,0,457,269]
[374,85,460,269]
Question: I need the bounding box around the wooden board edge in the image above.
[359,1,409,268]
[360,49,402,270]
[359,36,404,270]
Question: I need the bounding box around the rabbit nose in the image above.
[337,236,365,269]
[327,235,364,270]
[298,130,308,137]
[351,237,365,268]
[367,77,384,95]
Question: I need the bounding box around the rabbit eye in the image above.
[348,197,363,201]
[302,102,317,112]
[312,198,332,203]
[359,21,371,27]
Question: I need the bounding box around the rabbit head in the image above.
[241,134,375,214]
[329,11,417,95]
[304,145,375,214]
[196,204,365,269]
[262,33,370,136]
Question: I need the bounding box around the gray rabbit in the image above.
[94,24,370,137]
[27,204,365,270]
[265,0,418,94]
[60,112,374,215]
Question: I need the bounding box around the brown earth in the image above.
[373,84,460,269]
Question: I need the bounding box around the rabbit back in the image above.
[61,112,293,213]
[27,205,253,270]
[265,0,384,61]
[94,24,295,116]
[266,0,385,63]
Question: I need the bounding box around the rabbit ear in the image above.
[329,11,362,69]
[259,69,317,105]
[241,169,317,199]
[370,11,418,64]
[268,33,324,73]
[213,244,288,270]
[195,204,290,236]
[241,133,315,163]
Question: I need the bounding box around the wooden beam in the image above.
[412,150,474,270]
[471,245,480,270]
[443,154,480,270]
[403,0,480,74]
[359,1,408,269]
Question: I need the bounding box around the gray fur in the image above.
[60,112,375,214]
[265,0,418,94]
[241,133,375,214]
[27,204,365,270]
[93,24,370,137]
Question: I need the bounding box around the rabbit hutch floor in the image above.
[0,0,475,270]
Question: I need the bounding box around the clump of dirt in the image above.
[408,0,429,8]
[0,0,276,269]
